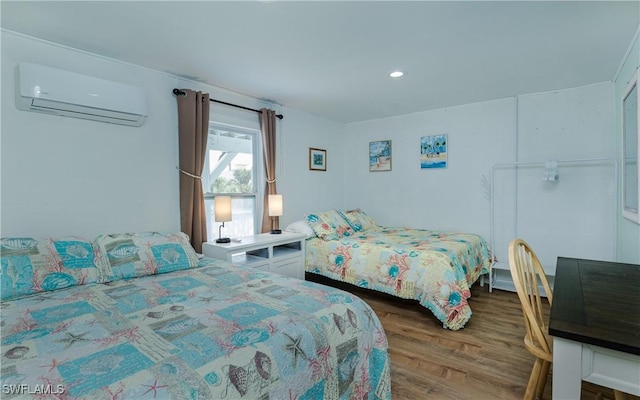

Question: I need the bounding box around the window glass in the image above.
[205,197,256,240]
[623,82,638,212]
[203,124,260,239]
[622,72,639,224]
[203,128,255,195]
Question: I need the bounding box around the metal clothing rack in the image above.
[489,157,618,292]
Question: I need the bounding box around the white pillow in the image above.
[284,220,315,238]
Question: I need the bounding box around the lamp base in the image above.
[216,237,231,243]
[270,229,282,234]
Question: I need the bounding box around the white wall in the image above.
[276,108,345,227]
[510,83,617,273]
[516,83,615,161]
[343,98,516,241]
[0,30,344,239]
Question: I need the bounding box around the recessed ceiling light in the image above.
[389,71,404,78]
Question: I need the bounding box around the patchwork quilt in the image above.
[306,227,492,330]
[1,258,391,399]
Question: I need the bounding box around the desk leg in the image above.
[553,337,583,400]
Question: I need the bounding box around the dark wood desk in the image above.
[549,257,640,398]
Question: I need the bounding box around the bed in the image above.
[287,209,492,330]
[0,232,391,399]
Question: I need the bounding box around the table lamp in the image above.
[214,195,232,243]
[268,194,283,234]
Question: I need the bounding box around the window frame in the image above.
[622,69,639,224]
[203,121,264,237]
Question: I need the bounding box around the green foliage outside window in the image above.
[210,168,252,193]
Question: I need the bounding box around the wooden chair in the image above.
[508,239,638,400]
[508,238,553,400]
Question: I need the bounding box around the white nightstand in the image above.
[202,232,307,280]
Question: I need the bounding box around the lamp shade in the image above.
[214,196,232,222]
[268,194,283,217]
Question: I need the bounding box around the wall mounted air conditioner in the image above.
[16,63,147,127]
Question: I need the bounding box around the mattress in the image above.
[1,258,391,399]
[306,227,492,330]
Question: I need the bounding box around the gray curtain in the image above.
[260,108,278,233]
[176,89,210,252]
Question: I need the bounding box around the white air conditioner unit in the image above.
[16,63,147,127]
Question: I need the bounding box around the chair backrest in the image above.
[508,238,553,360]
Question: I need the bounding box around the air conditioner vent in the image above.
[16,63,147,127]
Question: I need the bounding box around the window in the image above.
[622,70,639,224]
[203,123,262,239]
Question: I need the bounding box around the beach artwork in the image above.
[420,134,447,169]
[369,140,392,172]
[309,148,326,171]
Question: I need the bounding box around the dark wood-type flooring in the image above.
[307,273,617,400]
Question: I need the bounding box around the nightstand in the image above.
[202,232,307,280]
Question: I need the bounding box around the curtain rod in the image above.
[172,89,283,120]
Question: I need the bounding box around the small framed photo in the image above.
[309,148,327,171]
[421,134,448,169]
[369,140,392,172]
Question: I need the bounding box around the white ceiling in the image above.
[2,1,639,123]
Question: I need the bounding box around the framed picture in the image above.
[421,134,448,169]
[309,148,327,171]
[369,140,392,171]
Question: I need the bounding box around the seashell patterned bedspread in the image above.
[306,227,492,330]
[0,258,391,399]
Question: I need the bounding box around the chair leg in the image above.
[534,360,551,399]
[525,358,544,400]
[614,390,628,400]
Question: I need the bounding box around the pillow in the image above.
[93,231,199,282]
[284,220,315,238]
[305,209,354,241]
[1,236,100,301]
[339,209,378,232]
